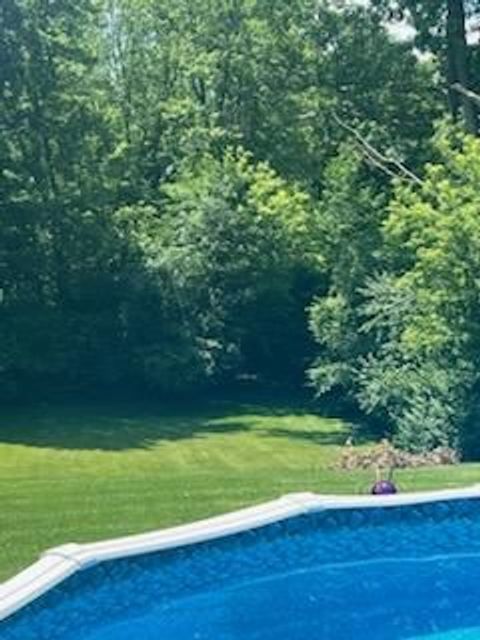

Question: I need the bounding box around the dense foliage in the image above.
[1,0,480,452]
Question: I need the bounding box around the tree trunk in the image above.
[446,0,478,135]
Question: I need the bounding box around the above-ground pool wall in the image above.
[2,485,480,623]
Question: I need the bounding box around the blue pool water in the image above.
[4,499,480,639]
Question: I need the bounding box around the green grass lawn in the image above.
[1,398,480,582]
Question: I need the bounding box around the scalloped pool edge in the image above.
[2,485,480,622]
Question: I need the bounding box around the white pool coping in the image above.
[2,485,480,623]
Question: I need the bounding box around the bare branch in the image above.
[451,83,480,108]
[332,112,424,187]
[360,147,399,181]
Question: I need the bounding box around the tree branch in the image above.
[332,112,424,187]
[451,83,480,108]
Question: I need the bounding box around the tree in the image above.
[308,145,387,402]
[155,150,320,386]
[373,0,479,134]
[350,127,480,451]
[0,0,112,206]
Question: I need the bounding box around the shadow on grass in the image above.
[260,427,350,446]
[0,409,247,452]
[258,425,373,447]
[0,398,343,452]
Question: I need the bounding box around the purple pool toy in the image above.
[371,480,397,495]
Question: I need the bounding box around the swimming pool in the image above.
[3,488,480,639]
